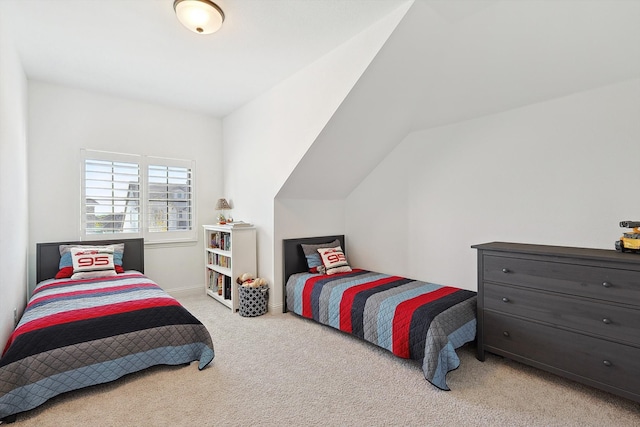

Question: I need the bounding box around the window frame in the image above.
[81,149,197,244]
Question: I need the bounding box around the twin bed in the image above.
[283,235,477,391]
[0,238,214,422]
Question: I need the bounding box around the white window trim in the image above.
[81,149,197,244]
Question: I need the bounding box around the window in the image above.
[81,150,196,243]
[146,160,194,237]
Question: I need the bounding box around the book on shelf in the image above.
[221,221,253,228]
[223,276,231,300]
[208,270,216,292]
[209,231,231,251]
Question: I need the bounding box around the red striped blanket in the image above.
[286,269,476,390]
[0,272,214,420]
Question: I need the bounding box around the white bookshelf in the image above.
[203,224,256,311]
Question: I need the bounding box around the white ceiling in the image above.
[0,0,409,117]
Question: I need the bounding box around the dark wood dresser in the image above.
[472,242,640,403]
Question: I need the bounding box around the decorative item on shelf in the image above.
[225,220,252,228]
[615,220,640,253]
[215,198,231,224]
[173,0,225,35]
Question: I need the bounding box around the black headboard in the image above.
[282,235,345,313]
[36,238,145,284]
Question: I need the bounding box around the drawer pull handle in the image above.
[503,331,510,337]
[603,360,612,367]
[602,281,611,288]
[502,297,510,303]
[602,318,611,324]
[502,268,510,273]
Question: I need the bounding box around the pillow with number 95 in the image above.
[70,247,117,279]
[317,246,352,275]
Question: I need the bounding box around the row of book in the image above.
[209,231,231,251]
[208,252,230,268]
[208,270,232,300]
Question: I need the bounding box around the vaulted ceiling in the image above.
[2,1,639,201]
[277,0,640,199]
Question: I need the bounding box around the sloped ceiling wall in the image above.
[277,0,640,199]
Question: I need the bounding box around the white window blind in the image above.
[81,150,196,243]
[82,151,141,236]
[146,157,195,242]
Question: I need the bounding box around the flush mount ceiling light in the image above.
[173,0,225,34]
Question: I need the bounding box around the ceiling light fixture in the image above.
[173,0,225,35]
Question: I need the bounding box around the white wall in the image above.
[275,199,345,241]
[224,6,408,312]
[346,79,640,292]
[28,82,223,292]
[0,18,28,347]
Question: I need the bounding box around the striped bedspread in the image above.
[286,269,476,390]
[0,272,214,420]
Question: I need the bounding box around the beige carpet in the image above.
[8,292,640,426]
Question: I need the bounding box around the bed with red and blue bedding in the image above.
[283,235,476,391]
[0,238,214,422]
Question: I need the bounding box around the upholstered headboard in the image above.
[35,238,145,285]
[282,235,345,313]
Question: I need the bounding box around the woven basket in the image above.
[238,284,268,317]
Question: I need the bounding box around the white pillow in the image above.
[70,247,116,279]
[317,246,352,275]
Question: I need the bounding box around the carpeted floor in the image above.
[8,292,640,426]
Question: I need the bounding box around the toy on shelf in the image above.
[615,221,640,253]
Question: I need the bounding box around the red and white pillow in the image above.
[56,243,125,279]
[317,246,352,275]
[301,239,341,274]
[69,247,118,280]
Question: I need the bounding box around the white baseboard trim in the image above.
[269,301,284,314]
[166,286,203,298]
[166,286,285,315]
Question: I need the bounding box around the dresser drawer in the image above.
[483,254,640,305]
[483,312,640,396]
[484,283,640,346]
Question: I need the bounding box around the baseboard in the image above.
[166,286,202,298]
[167,286,284,314]
[269,301,284,314]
